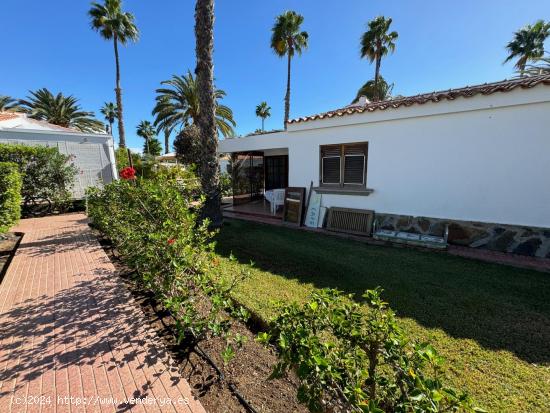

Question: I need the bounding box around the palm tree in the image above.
[100,102,117,134]
[152,96,174,154]
[271,11,309,128]
[352,76,393,104]
[505,20,550,75]
[255,101,271,131]
[152,71,236,138]
[195,0,222,225]
[136,120,156,155]
[0,95,22,112]
[360,16,398,101]
[89,0,139,148]
[19,88,104,132]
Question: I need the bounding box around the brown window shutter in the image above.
[343,144,367,185]
[321,145,341,184]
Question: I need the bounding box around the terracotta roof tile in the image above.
[0,112,20,121]
[288,74,550,124]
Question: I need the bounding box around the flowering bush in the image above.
[259,288,484,413]
[87,168,249,359]
[119,166,136,180]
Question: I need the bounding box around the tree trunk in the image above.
[261,117,264,131]
[109,120,113,135]
[164,129,170,154]
[374,55,381,102]
[195,0,222,226]
[113,35,126,148]
[518,56,527,77]
[284,52,292,129]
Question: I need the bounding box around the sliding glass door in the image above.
[231,152,264,205]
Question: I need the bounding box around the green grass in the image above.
[214,219,550,412]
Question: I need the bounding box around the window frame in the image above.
[319,142,368,189]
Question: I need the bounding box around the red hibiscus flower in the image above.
[120,166,136,180]
[167,238,175,245]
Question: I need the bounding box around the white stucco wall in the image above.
[219,86,550,228]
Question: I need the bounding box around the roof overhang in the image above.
[0,127,114,145]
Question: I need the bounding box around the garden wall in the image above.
[375,213,550,258]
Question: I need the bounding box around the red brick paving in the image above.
[0,214,206,413]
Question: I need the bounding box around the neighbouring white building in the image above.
[0,113,117,199]
[219,75,550,257]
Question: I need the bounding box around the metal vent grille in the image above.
[326,207,374,236]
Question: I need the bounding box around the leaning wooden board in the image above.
[282,187,306,226]
[304,191,322,228]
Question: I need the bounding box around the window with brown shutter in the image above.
[320,142,368,189]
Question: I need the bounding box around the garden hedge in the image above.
[0,143,77,211]
[87,168,250,361]
[0,162,22,233]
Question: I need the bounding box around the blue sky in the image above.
[2,0,549,151]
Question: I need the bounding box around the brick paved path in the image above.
[0,214,205,413]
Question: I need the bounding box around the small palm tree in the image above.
[152,96,174,154]
[271,11,309,128]
[153,71,236,138]
[89,0,139,148]
[19,88,104,132]
[0,95,22,112]
[360,16,398,101]
[146,137,163,156]
[100,102,118,134]
[136,120,156,155]
[353,76,393,104]
[505,20,550,75]
[255,102,271,131]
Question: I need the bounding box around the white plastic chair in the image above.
[271,188,285,214]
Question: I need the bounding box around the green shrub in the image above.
[0,162,22,234]
[258,288,484,413]
[87,168,249,359]
[220,171,232,197]
[0,143,77,212]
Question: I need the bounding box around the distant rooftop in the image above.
[0,112,106,134]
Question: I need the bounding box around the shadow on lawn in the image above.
[215,220,550,365]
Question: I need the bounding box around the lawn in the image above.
[214,219,550,412]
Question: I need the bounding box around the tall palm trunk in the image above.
[164,129,170,154]
[195,0,222,226]
[113,35,126,148]
[108,120,113,135]
[518,56,527,77]
[261,117,265,131]
[374,54,381,101]
[284,52,292,129]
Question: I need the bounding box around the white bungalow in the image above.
[219,75,550,257]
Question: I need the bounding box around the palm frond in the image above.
[18,88,104,133]
[270,11,309,58]
[152,71,236,138]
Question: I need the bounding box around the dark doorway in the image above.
[265,155,288,191]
